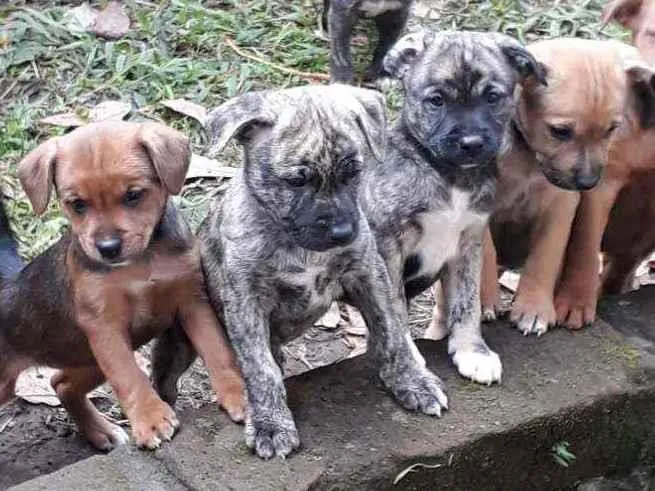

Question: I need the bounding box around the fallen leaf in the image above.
[187,154,238,180]
[315,302,341,329]
[344,304,367,336]
[498,270,520,292]
[40,112,85,128]
[135,351,150,375]
[345,335,367,359]
[89,100,131,122]
[0,413,14,433]
[15,367,60,407]
[89,1,130,40]
[63,3,98,34]
[161,99,207,123]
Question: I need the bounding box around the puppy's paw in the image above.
[509,289,555,336]
[245,410,300,460]
[85,419,130,452]
[481,306,497,323]
[385,366,448,417]
[554,282,597,330]
[451,348,502,385]
[130,399,179,450]
[217,373,246,423]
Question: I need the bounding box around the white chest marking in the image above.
[360,0,403,17]
[408,190,484,279]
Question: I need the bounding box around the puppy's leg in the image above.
[480,227,501,322]
[344,248,448,415]
[425,282,448,340]
[178,300,246,423]
[151,323,196,406]
[0,355,30,406]
[51,366,129,451]
[365,6,411,82]
[81,315,179,449]
[555,181,623,329]
[510,192,579,336]
[328,2,358,83]
[442,227,502,385]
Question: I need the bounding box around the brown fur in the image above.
[1,121,245,451]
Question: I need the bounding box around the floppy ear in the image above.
[346,87,387,162]
[204,92,277,156]
[139,123,191,195]
[501,42,548,87]
[602,0,643,29]
[626,63,655,128]
[17,139,58,215]
[383,29,434,79]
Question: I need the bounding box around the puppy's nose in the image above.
[459,135,484,155]
[330,222,355,244]
[96,237,122,260]
[574,169,601,190]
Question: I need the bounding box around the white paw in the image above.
[452,349,502,385]
[481,307,496,323]
[515,314,549,336]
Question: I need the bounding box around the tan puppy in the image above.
[428,38,652,337]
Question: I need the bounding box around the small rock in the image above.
[89,1,130,40]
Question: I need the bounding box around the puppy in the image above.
[0,121,245,451]
[0,197,23,281]
[323,0,413,83]
[152,84,448,460]
[363,30,546,385]
[444,39,651,335]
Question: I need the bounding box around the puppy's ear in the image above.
[626,63,655,128]
[347,87,387,162]
[17,139,58,216]
[602,0,643,29]
[501,43,548,87]
[139,123,191,195]
[204,93,276,156]
[383,29,434,79]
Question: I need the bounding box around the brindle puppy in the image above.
[152,84,448,460]
[362,30,547,384]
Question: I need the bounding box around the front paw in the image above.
[383,365,448,417]
[509,287,556,336]
[129,397,179,450]
[449,339,502,385]
[554,280,597,330]
[245,407,300,460]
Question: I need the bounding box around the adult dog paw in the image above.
[451,347,502,385]
[385,366,448,417]
[245,409,300,460]
[85,419,130,451]
[509,288,555,336]
[130,399,179,450]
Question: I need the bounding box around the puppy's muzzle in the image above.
[458,135,484,158]
[573,168,601,191]
[96,237,122,261]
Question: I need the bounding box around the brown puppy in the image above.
[0,121,245,451]
[429,38,651,336]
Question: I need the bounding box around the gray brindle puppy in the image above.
[362,30,547,384]
[153,85,447,460]
[322,0,413,83]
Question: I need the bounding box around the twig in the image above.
[224,37,330,82]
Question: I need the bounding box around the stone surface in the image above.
[11,292,655,490]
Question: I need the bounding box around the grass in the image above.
[0,0,630,260]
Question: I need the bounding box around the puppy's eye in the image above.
[69,199,88,215]
[427,92,445,107]
[548,125,574,142]
[604,121,620,138]
[123,189,145,208]
[485,89,504,104]
[284,168,314,188]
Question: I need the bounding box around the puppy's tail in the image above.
[0,197,23,283]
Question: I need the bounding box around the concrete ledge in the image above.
[11,289,655,491]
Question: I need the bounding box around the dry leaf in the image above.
[345,335,367,359]
[187,154,238,180]
[40,113,85,128]
[89,101,131,122]
[15,367,60,407]
[89,1,130,40]
[344,304,367,336]
[135,351,150,375]
[315,302,342,329]
[63,3,98,34]
[498,270,520,292]
[161,99,207,123]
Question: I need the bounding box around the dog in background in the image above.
[0,197,23,281]
[322,0,413,83]
[429,39,652,336]
[365,29,546,384]
[0,121,245,451]
[152,84,449,460]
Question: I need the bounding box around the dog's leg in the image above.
[0,355,29,406]
[344,249,448,415]
[365,7,411,82]
[510,192,579,336]
[425,282,448,340]
[480,227,501,321]
[442,226,502,385]
[328,2,358,83]
[81,317,179,449]
[151,323,196,406]
[555,181,623,329]
[51,366,129,451]
[178,300,246,423]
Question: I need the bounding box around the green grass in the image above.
[0,0,630,259]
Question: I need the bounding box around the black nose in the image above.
[330,222,355,244]
[574,169,601,190]
[459,135,484,155]
[96,237,122,260]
